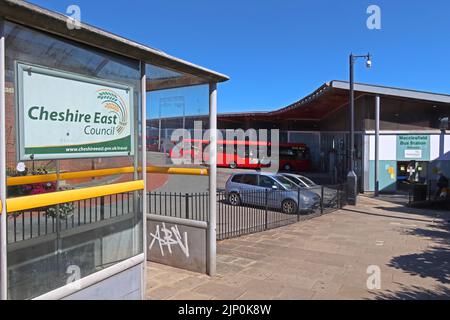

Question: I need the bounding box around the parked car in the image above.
[280,173,338,207]
[225,172,320,214]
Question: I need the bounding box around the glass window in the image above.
[240,175,258,186]
[231,175,243,183]
[258,176,281,189]
[146,77,210,194]
[284,175,306,188]
[299,176,317,187]
[4,21,143,300]
[274,175,298,190]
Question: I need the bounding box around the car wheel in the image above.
[230,162,237,169]
[228,192,241,206]
[283,164,292,171]
[281,199,298,214]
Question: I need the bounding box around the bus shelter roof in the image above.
[0,0,229,88]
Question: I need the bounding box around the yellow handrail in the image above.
[7,167,135,186]
[5,180,144,213]
[146,167,209,176]
[6,166,209,187]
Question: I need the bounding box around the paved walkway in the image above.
[146,196,450,300]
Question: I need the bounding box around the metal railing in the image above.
[7,192,136,244]
[217,185,345,240]
[148,184,346,241]
[148,192,209,222]
[8,185,346,244]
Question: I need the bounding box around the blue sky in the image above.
[29,0,450,113]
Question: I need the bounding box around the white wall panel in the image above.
[368,135,397,161]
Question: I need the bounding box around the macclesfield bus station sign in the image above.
[16,63,134,160]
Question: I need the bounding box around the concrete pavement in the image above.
[146,196,450,300]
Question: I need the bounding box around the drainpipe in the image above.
[375,95,380,197]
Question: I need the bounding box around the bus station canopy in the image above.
[218,80,450,122]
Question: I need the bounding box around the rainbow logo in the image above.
[97,89,129,134]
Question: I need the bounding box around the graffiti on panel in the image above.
[149,222,190,258]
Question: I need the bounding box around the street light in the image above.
[347,53,372,205]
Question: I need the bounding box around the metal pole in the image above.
[185,194,190,220]
[320,185,324,214]
[158,106,162,151]
[207,83,217,276]
[55,161,62,281]
[350,54,355,173]
[0,17,7,301]
[183,104,186,133]
[265,189,268,230]
[140,61,147,300]
[347,54,358,205]
[375,95,380,197]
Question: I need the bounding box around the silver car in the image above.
[225,172,320,214]
[280,173,338,207]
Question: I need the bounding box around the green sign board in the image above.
[396,135,430,161]
[17,63,134,160]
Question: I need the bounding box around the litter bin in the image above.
[412,183,428,202]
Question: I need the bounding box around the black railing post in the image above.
[265,189,268,230]
[320,185,324,215]
[337,186,341,209]
[185,193,190,220]
[100,196,105,220]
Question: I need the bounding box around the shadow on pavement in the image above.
[374,285,450,300]
[342,208,435,223]
[387,221,450,285]
[373,218,450,299]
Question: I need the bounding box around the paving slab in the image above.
[147,196,450,300]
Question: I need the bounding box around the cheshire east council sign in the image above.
[16,63,134,160]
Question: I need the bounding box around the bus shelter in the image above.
[0,0,228,300]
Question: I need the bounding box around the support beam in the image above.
[0,17,7,300]
[146,75,207,92]
[140,61,147,300]
[207,83,217,276]
[375,95,380,197]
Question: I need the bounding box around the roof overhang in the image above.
[331,80,450,104]
[0,0,229,83]
[217,81,450,122]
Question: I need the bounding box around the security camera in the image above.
[440,117,449,132]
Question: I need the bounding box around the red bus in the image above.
[217,140,270,169]
[278,143,311,172]
[169,139,311,172]
[146,135,160,152]
[169,139,269,169]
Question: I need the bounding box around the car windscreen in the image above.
[274,175,299,190]
[284,175,307,188]
[258,175,281,189]
[300,176,317,187]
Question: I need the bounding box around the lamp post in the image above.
[158,97,186,152]
[347,53,372,205]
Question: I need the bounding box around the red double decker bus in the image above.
[169,139,311,172]
[169,139,269,169]
[278,143,311,172]
[216,140,270,169]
